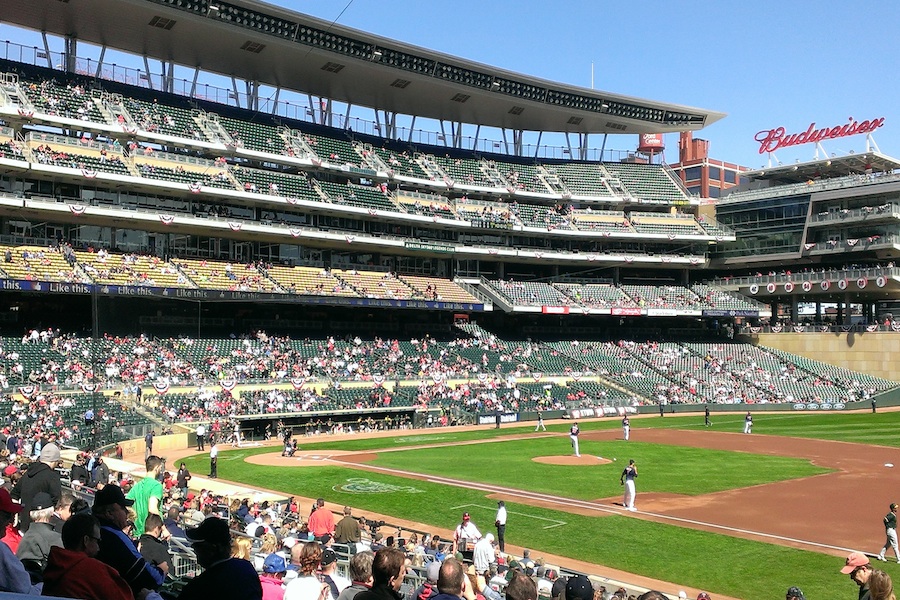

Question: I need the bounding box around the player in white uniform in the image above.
[622,416,630,441]
[535,410,546,432]
[569,423,580,457]
[620,459,637,511]
[743,412,753,434]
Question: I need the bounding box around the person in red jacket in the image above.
[43,512,148,600]
[308,498,335,542]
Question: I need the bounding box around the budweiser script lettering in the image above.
[754,117,885,154]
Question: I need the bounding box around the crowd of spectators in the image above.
[0,326,892,415]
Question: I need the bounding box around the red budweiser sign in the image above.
[755,116,885,154]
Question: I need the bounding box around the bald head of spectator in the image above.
[438,558,466,597]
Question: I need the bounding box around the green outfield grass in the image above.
[637,410,900,446]
[364,437,829,498]
[180,453,843,600]
[182,411,900,600]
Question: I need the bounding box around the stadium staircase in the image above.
[448,280,493,308]
[357,142,391,173]
[0,73,36,118]
[196,111,234,146]
[129,400,171,432]
[473,277,515,311]
[416,154,449,182]
[282,127,317,160]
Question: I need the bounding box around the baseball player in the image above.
[535,409,546,432]
[705,405,711,427]
[878,502,900,562]
[569,422,580,457]
[622,415,630,441]
[743,411,753,434]
[620,459,637,511]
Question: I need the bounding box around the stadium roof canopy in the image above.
[4,0,726,136]
[742,152,900,185]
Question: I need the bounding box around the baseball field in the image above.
[181,410,900,600]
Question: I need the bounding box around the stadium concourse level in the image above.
[0,65,736,248]
[0,243,480,301]
[0,242,765,312]
[484,280,761,312]
[0,241,764,310]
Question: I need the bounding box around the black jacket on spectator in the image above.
[70,463,90,486]
[356,583,404,600]
[11,462,61,532]
[177,557,262,600]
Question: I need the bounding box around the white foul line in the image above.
[450,502,566,529]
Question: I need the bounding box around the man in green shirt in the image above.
[126,455,164,537]
[877,502,900,562]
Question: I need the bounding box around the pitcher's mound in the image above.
[533,455,612,466]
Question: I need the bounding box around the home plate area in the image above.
[245,449,375,467]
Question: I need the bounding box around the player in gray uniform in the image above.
[569,423,580,457]
[878,502,900,562]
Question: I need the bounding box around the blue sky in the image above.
[3,0,899,168]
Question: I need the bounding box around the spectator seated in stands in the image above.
[337,550,374,600]
[180,516,262,600]
[16,491,62,583]
[0,487,41,595]
[93,484,165,597]
[43,513,151,600]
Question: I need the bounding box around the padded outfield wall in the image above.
[745,332,900,382]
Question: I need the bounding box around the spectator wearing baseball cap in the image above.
[840,551,873,599]
[0,487,38,594]
[92,484,164,597]
[16,490,62,580]
[564,575,594,600]
[453,512,481,555]
[322,546,351,600]
[261,552,288,600]
[180,517,262,600]
[11,442,61,533]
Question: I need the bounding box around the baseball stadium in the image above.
[0,1,898,600]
